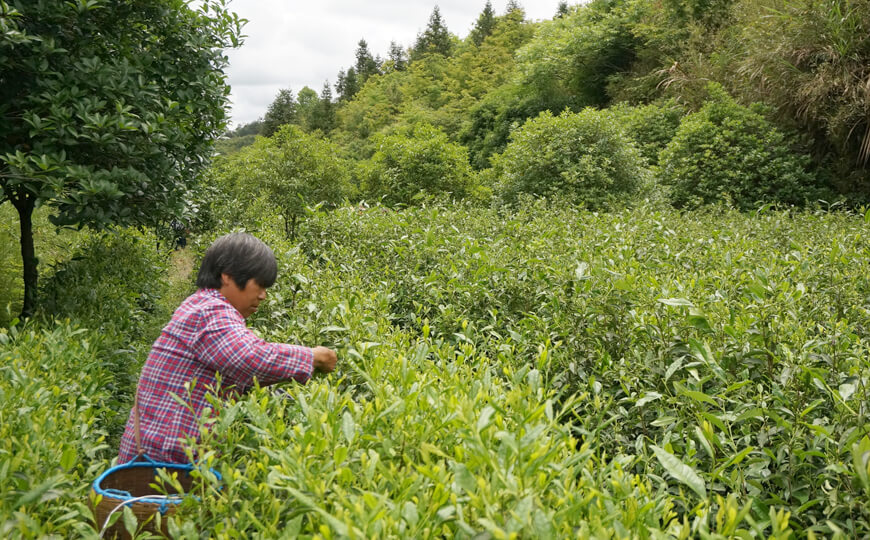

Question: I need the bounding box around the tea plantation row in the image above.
[1,203,869,538]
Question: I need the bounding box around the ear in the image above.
[220,273,232,287]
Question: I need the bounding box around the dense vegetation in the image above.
[3,204,870,537]
[3,0,870,538]
[225,0,868,204]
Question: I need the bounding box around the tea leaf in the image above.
[452,463,476,493]
[60,446,77,471]
[341,411,355,444]
[636,392,662,407]
[402,501,420,526]
[674,382,718,407]
[477,406,495,432]
[659,298,694,307]
[650,444,706,499]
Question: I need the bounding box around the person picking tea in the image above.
[118,232,337,463]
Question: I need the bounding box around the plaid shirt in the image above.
[118,288,313,463]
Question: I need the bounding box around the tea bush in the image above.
[7,203,870,537]
[292,202,870,536]
[492,109,649,209]
[658,85,822,209]
[0,323,122,538]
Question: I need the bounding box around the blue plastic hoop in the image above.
[92,455,222,510]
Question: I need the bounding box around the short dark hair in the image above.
[196,233,278,290]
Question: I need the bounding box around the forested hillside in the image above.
[218,0,869,211]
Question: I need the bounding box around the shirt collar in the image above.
[200,288,228,302]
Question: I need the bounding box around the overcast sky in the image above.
[223,0,563,127]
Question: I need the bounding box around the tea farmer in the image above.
[118,232,338,464]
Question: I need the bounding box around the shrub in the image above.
[493,108,648,208]
[657,84,820,209]
[608,100,686,165]
[360,123,474,206]
[38,228,169,342]
[0,323,121,537]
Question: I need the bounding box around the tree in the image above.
[209,125,352,238]
[387,41,408,72]
[493,109,648,209]
[228,119,264,138]
[361,123,473,205]
[412,6,453,60]
[657,84,821,210]
[354,39,380,85]
[556,2,570,17]
[295,86,319,132]
[737,0,870,192]
[469,1,497,46]
[310,81,336,133]
[261,88,297,137]
[336,67,360,102]
[505,0,525,17]
[0,0,242,318]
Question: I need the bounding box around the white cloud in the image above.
[223,0,563,126]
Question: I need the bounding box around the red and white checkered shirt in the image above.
[118,288,313,463]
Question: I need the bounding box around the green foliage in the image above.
[411,6,454,60]
[0,0,242,227]
[469,1,497,47]
[493,109,648,208]
[0,322,125,537]
[335,70,407,151]
[227,119,264,138]
[38,228,170,342]
[276,202,870,536]
[214,133,257,156]
[0,0,242,316]
[206,125,353,236]
[294,86,320,132]
[514,0,637,111]
[0,204,87,326]
[0,205,19,318]
[261,88,297,137]
[608,100,687,165]
[7,204,870,536]
[354,39,381,86]
[360,124,474,205]
[736,0,870,191]
[658,85,821,209]
[336,67,360,102]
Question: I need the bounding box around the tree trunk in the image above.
[13,193,37,319]
[284,213,298,240]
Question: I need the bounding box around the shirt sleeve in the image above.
[193,302,314,390]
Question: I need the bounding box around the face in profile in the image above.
[220,273,267,318]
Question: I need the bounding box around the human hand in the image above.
[312,346,337,373]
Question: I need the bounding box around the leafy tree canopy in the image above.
[469,1,497,46]
[361,123,474,205]
[208,124,352,237]
[0,0,243,316]
[493,108,648,209]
